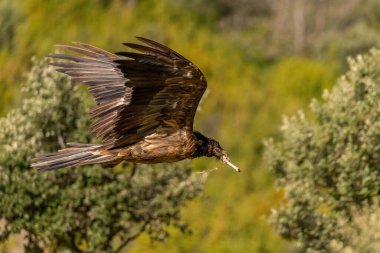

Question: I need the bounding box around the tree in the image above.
[265,48,380,252]
[0,58,207,252]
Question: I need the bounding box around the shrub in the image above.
[265,48,380,252]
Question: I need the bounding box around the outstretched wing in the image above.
[49,37,207,148]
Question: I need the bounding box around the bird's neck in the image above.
[193,144,208,158]
[192,131,211,158]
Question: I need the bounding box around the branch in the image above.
[115,221,149,253]
[57,132,66,149]
[129,163,137,179]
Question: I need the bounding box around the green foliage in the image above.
[0,0,23,115]
[1,0,380,252]
[0,1,291,252]
[266,57,338,102]
[265,49,380,252]
[0,0,21,49]
[330,201,380,253]
[0,59,206,252]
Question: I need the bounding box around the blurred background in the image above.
[1,0,380,252]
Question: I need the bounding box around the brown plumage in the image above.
[32,37,239,172]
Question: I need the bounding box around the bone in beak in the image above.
[222,156,240,172]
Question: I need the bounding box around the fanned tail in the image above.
[31,144,120,171]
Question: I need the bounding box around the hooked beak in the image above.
[222,155,240,172]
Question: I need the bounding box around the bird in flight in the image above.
[32,37,239,172]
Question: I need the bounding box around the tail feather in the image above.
[32,144,119,171]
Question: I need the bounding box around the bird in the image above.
[31,37,240,172]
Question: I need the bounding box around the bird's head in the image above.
[194,131,240,172]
